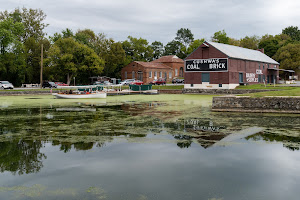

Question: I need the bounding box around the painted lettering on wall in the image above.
[246,73,258,82]
[185,58,228,72]
[256,69,263,74]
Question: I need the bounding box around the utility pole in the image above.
[40,44,43,88]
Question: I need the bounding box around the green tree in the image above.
[186,38,205,55]
[46,38,105,85]
[0,17,25,85]
[164,40,186,59]
[258,34,291,58]
[150,41,164,60]
[239,35,260,49]
[211,30,230,44]
[1,8,49,85]
[175,28,194,48]
[282,26,300,41]
[0,7,48,42]
[50,28,74,43]
[273,43,300,72]
[122,36,153,62]
[24,37,50,83]
[228,38,240,46]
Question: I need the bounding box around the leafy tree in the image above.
[0,17,26,85]
[46,38,104,85]
[239,35,260,50]
[187,38,205,55]
[0,7,48,42]
[122,36,153,62]
[164,40,186,59]
[50,28,74,43]
[282,26,300,41]
[1,8,49,85]
[228,38,240,46]
[150,41,164,60]
[259,34,291,58]
[75,29,96,48]
[273,43,300,72]
[24,37,50,83]
[211,30,230,44]
[175,28,194,48]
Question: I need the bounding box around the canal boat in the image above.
[52,85,107,99]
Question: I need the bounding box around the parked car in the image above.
[42,81,57,88]
[0,81,14,89]
[172,78,184,84]
[150,79,166,85]
[55,82,69,86]
[119,79,135,85]
[103,81,112,86]
[131,80,144,85]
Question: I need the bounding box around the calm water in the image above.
[0,94,299,200]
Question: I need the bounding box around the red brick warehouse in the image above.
[121,55,184,84]
[184,41,280,89]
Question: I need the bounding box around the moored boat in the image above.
[52,85,107,99]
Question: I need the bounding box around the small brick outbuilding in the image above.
[184,41,280,89]
[121,55,184,84]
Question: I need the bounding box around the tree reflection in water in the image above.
[0,140,46,175]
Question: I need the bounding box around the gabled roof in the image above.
[152,55,184,63]
[135,61,172,69]
[205,41,279,65]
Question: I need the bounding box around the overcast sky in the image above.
[1,0,300,44]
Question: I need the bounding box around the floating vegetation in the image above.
[0,185,107,200]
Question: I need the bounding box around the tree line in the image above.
[1,8,299,86]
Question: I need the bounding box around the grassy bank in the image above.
[239,87,300,97]
[236,84,296,90]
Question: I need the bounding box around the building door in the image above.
[138,71,143,81]
[202,73,210,83]
[239,73,244,83]
[180,67,183,77]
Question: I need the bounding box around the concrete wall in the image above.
[212,96,300,113]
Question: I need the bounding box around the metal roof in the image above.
[206,41,279,65]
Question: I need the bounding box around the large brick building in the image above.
[121,55,184,84]
[184,41,280,89]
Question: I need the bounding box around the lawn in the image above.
[239,87,300,97]
[236,84,296,90]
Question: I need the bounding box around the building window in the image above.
[219,84,222,87]
[259,63,261,69]
[263,64,265,69]
[132,71,135,79]
[164,72,167,78]
[154,71,157,78]
[149,71,152,78]
[169,72,172,78]
[175,69,178,76]
[274,65,277,68]
[191,84,194,87]
[159,71,162,78]
[125,71,127,79]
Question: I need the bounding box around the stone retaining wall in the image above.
[184,89,277,94]
[158,89,183,94]
[212,96,300,113]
